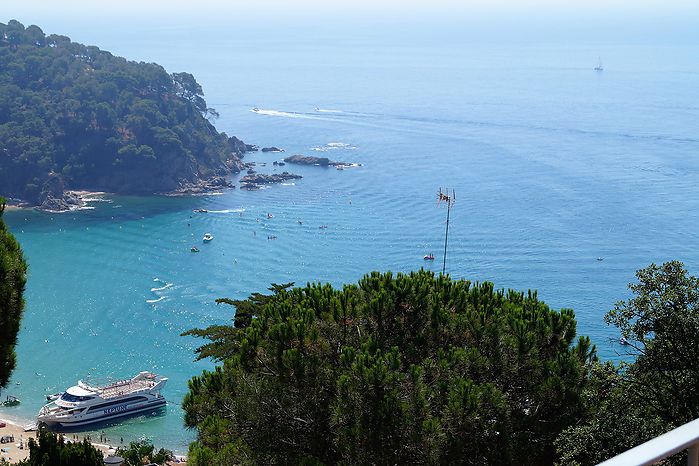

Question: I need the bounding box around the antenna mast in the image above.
[437,188,455,275]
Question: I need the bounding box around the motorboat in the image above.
[2,396,20,407]
[251,107,260,112]
[190,246,200,253]
[37,372,167,429]
[46,392,63,402]
[193,209,208,213]
[424,254,435,261]
[202,233,214,242]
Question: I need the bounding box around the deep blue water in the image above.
[2,14,699,452]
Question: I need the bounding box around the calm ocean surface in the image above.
[2,14,699,452]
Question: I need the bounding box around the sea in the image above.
[1,11,698,453]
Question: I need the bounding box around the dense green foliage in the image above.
[556,261,699,465]
[0,197,27,387]
[183,270,596,465]
[18,430,104,466]
[0,20,247,205]
[115,439,173,465]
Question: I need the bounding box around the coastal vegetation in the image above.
[0,20,249,210]
[115,439,173,465]
[182,271,596,465]
[0,197,26,388]
[18,430,104,466]
[556,261,699,465]
[183,263,699,465]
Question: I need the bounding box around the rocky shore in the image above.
[166,176,234,196]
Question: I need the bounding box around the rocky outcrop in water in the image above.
[284,155,331,166]
[282,154,360,168]
[239,171,302,190]
[37,174,83,211]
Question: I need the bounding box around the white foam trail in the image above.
[311,142,357,152]
[281,183,296,186]
[150,283,173,292]
[146,296,166,304]
[206,208,245,214]
[255,109,304,118]
[316,108,343,113]
[153,278,162,282]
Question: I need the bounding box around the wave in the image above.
[150,283,173,292]
[311,142,357,152]
[146,296,166,304]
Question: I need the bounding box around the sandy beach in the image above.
[0,419,185,464]
[0,419,34,463]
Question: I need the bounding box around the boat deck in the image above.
[95,379,158,399]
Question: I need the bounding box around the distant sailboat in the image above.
[594,56,604,71]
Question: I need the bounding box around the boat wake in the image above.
[146,296,166,304]
[315,108,344,113]
[206,208,245,214]
[253,109,306,119]
[150,283,173,292]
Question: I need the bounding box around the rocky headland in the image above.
[0,21,253,211]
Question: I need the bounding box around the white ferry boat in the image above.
[37,372,167,429]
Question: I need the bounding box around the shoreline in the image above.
[3,191,111,213]
[0,418,187,464]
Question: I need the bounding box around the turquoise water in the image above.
[2,14,699,452]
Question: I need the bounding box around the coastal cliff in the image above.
[0,20,249,210]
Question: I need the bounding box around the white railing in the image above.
[598,417,699,466]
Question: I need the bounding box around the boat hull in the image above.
[39,398,166,430]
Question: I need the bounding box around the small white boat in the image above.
[251,107,260,112]
[2,396,20,407]
[424,254,435,261]
[594,56,604,71]
[202,233,214,242]
[46,392,63,402]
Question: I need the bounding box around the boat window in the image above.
[60,393,94,402]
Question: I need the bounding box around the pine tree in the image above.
[0,197,27,387]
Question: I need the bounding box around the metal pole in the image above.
[442,199,451,275]
[688,444,699,466]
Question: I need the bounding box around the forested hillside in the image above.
[0,20,250,209]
